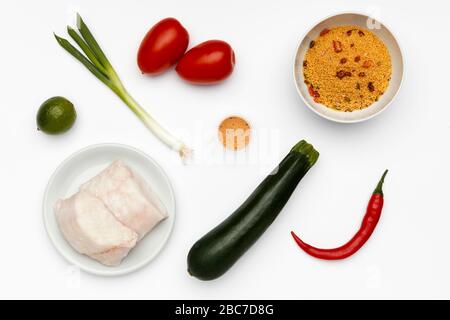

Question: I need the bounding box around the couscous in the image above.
[303,25,392,111]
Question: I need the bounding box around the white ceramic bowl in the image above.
[43,144,176,276]
[293,12,404,123]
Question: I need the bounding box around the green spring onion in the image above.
[54,14,191,159]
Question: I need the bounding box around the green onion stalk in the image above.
[54,14,191,159]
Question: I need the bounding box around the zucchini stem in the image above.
[291,140,320,168]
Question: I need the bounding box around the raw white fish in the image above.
[54,160,169,267]
[55,191,138,266]
[81,160,168,239]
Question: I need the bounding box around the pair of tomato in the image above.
[137,18,235,85]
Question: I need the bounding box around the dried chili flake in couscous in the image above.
[320,28,330,36]
[303,25,392,111]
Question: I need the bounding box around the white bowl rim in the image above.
[293,11,405,123]
[42,143,176,277]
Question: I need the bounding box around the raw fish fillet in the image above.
[55,191,138,266]
[81,160,168,239]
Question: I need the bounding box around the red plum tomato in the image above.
[176,40,235,84]
[137,18,189,75]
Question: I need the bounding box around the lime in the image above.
[37,96,77,134]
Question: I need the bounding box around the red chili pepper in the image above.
[291,170,388,260]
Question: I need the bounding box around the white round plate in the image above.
[43,143,176,276]
[294,12,404,123]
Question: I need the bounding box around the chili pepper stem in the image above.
[373,170,388,195]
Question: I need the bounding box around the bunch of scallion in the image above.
[54,14,191,159]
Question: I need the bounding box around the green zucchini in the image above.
[187,140,319,280]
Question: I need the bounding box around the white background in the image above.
[1,0,449,299]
